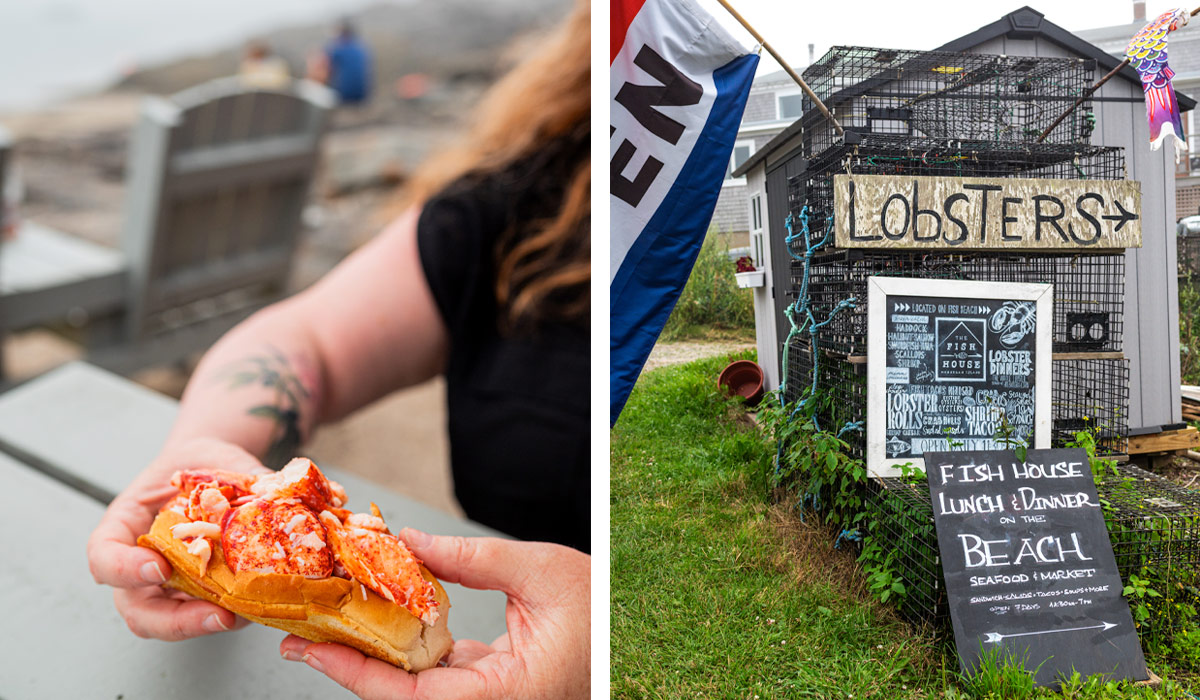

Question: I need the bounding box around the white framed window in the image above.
[748,191,764,268]
[775,86,806,122]
[724,139,756,185]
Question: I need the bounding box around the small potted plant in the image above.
[734,255,764,288]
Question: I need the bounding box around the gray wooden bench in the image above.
[0,78,335,380]
[0,362,507,698]
[1,221,127,331]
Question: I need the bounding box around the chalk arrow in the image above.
[984,621,1117,644]
[1102,200,1138,232]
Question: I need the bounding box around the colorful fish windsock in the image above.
[1126,8,1190,160]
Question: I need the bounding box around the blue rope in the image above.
[833,529,862,549]
[773,207,859,477]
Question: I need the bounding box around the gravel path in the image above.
[644,340,756,371]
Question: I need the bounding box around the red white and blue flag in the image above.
[610,0,759,424]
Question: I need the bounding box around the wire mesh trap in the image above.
[798,46,1097,157]
[796,250,1126,357]
[1052,359,1129,454]
[778,48,1132,463]
[864,465,1200,629]
[787,137,1127,250]
[787,336,1129,460]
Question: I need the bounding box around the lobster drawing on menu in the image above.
[989,302,1035,349]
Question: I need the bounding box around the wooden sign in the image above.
[926,448,1148,687]
[866,278,1052,477]
[834,174,1142,250]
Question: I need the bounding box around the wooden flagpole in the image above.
[713,0,845,137]
[1038,6,1200,143]
[1036,60,1128,143]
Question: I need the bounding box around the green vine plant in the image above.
[943,424,965,451]
[991,403,1029,463]
[760,387,924,611]
[1063,427,1121,482]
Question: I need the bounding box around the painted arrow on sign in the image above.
[1101,200,1139,232]
[983,621,1117,644]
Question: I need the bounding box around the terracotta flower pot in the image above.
[717,359,765,407]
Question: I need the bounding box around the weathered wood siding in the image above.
[832,174,1143,251]
[965,35,1181,429]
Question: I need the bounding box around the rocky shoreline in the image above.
[1,0,573,257]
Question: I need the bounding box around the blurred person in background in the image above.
[322,19,372,105]
[238,40,291,90]
[87,1,590,698]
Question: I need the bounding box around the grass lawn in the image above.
[657,324,757,344]
[610,351,1197,699]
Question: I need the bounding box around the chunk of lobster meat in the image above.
[221,499,332,578]
[318,504,373,528]
[171,469,256,502]
[319,510,439,625]
[185,484,231,524]
[250,458,346,512]
[323,506,352,523]
[160,493,189,517]
[168,521,221,571]
[185,536,213,571]
[345,509,388,533]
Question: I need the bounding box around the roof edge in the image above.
[936,5,1195,111]
[734,5,1197,177]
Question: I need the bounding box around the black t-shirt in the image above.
[416,138,590,553]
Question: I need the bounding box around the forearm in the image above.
[163,300,327,468]
[156,208,446,472]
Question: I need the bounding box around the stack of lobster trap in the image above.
[782,46,1200,627]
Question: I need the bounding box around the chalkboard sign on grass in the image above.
[867,278,1052,477]
[926,448,1147,687]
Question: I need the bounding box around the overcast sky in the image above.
[691,0,1181,75]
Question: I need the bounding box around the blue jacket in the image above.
[326,37,371,103]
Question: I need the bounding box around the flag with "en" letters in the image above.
[609,0,759,424]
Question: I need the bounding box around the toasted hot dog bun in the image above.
[138,508,453,671]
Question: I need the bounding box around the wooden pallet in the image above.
[1183,385,1200,422]
[1126,426,1200,455]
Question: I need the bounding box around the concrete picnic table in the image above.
[0,361,507,699]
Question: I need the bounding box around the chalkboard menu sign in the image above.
[867,278,1052,477]
[926,448,1147,687]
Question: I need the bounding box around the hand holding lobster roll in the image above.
[279,531,592,700]
[136,457,452,671]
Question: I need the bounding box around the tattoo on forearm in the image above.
[215,346,315,469]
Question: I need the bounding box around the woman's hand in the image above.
[279,531,590,700]
[86,438,271,640]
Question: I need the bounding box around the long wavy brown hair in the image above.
[407,0,590,329]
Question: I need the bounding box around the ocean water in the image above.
[0,0,384,110]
